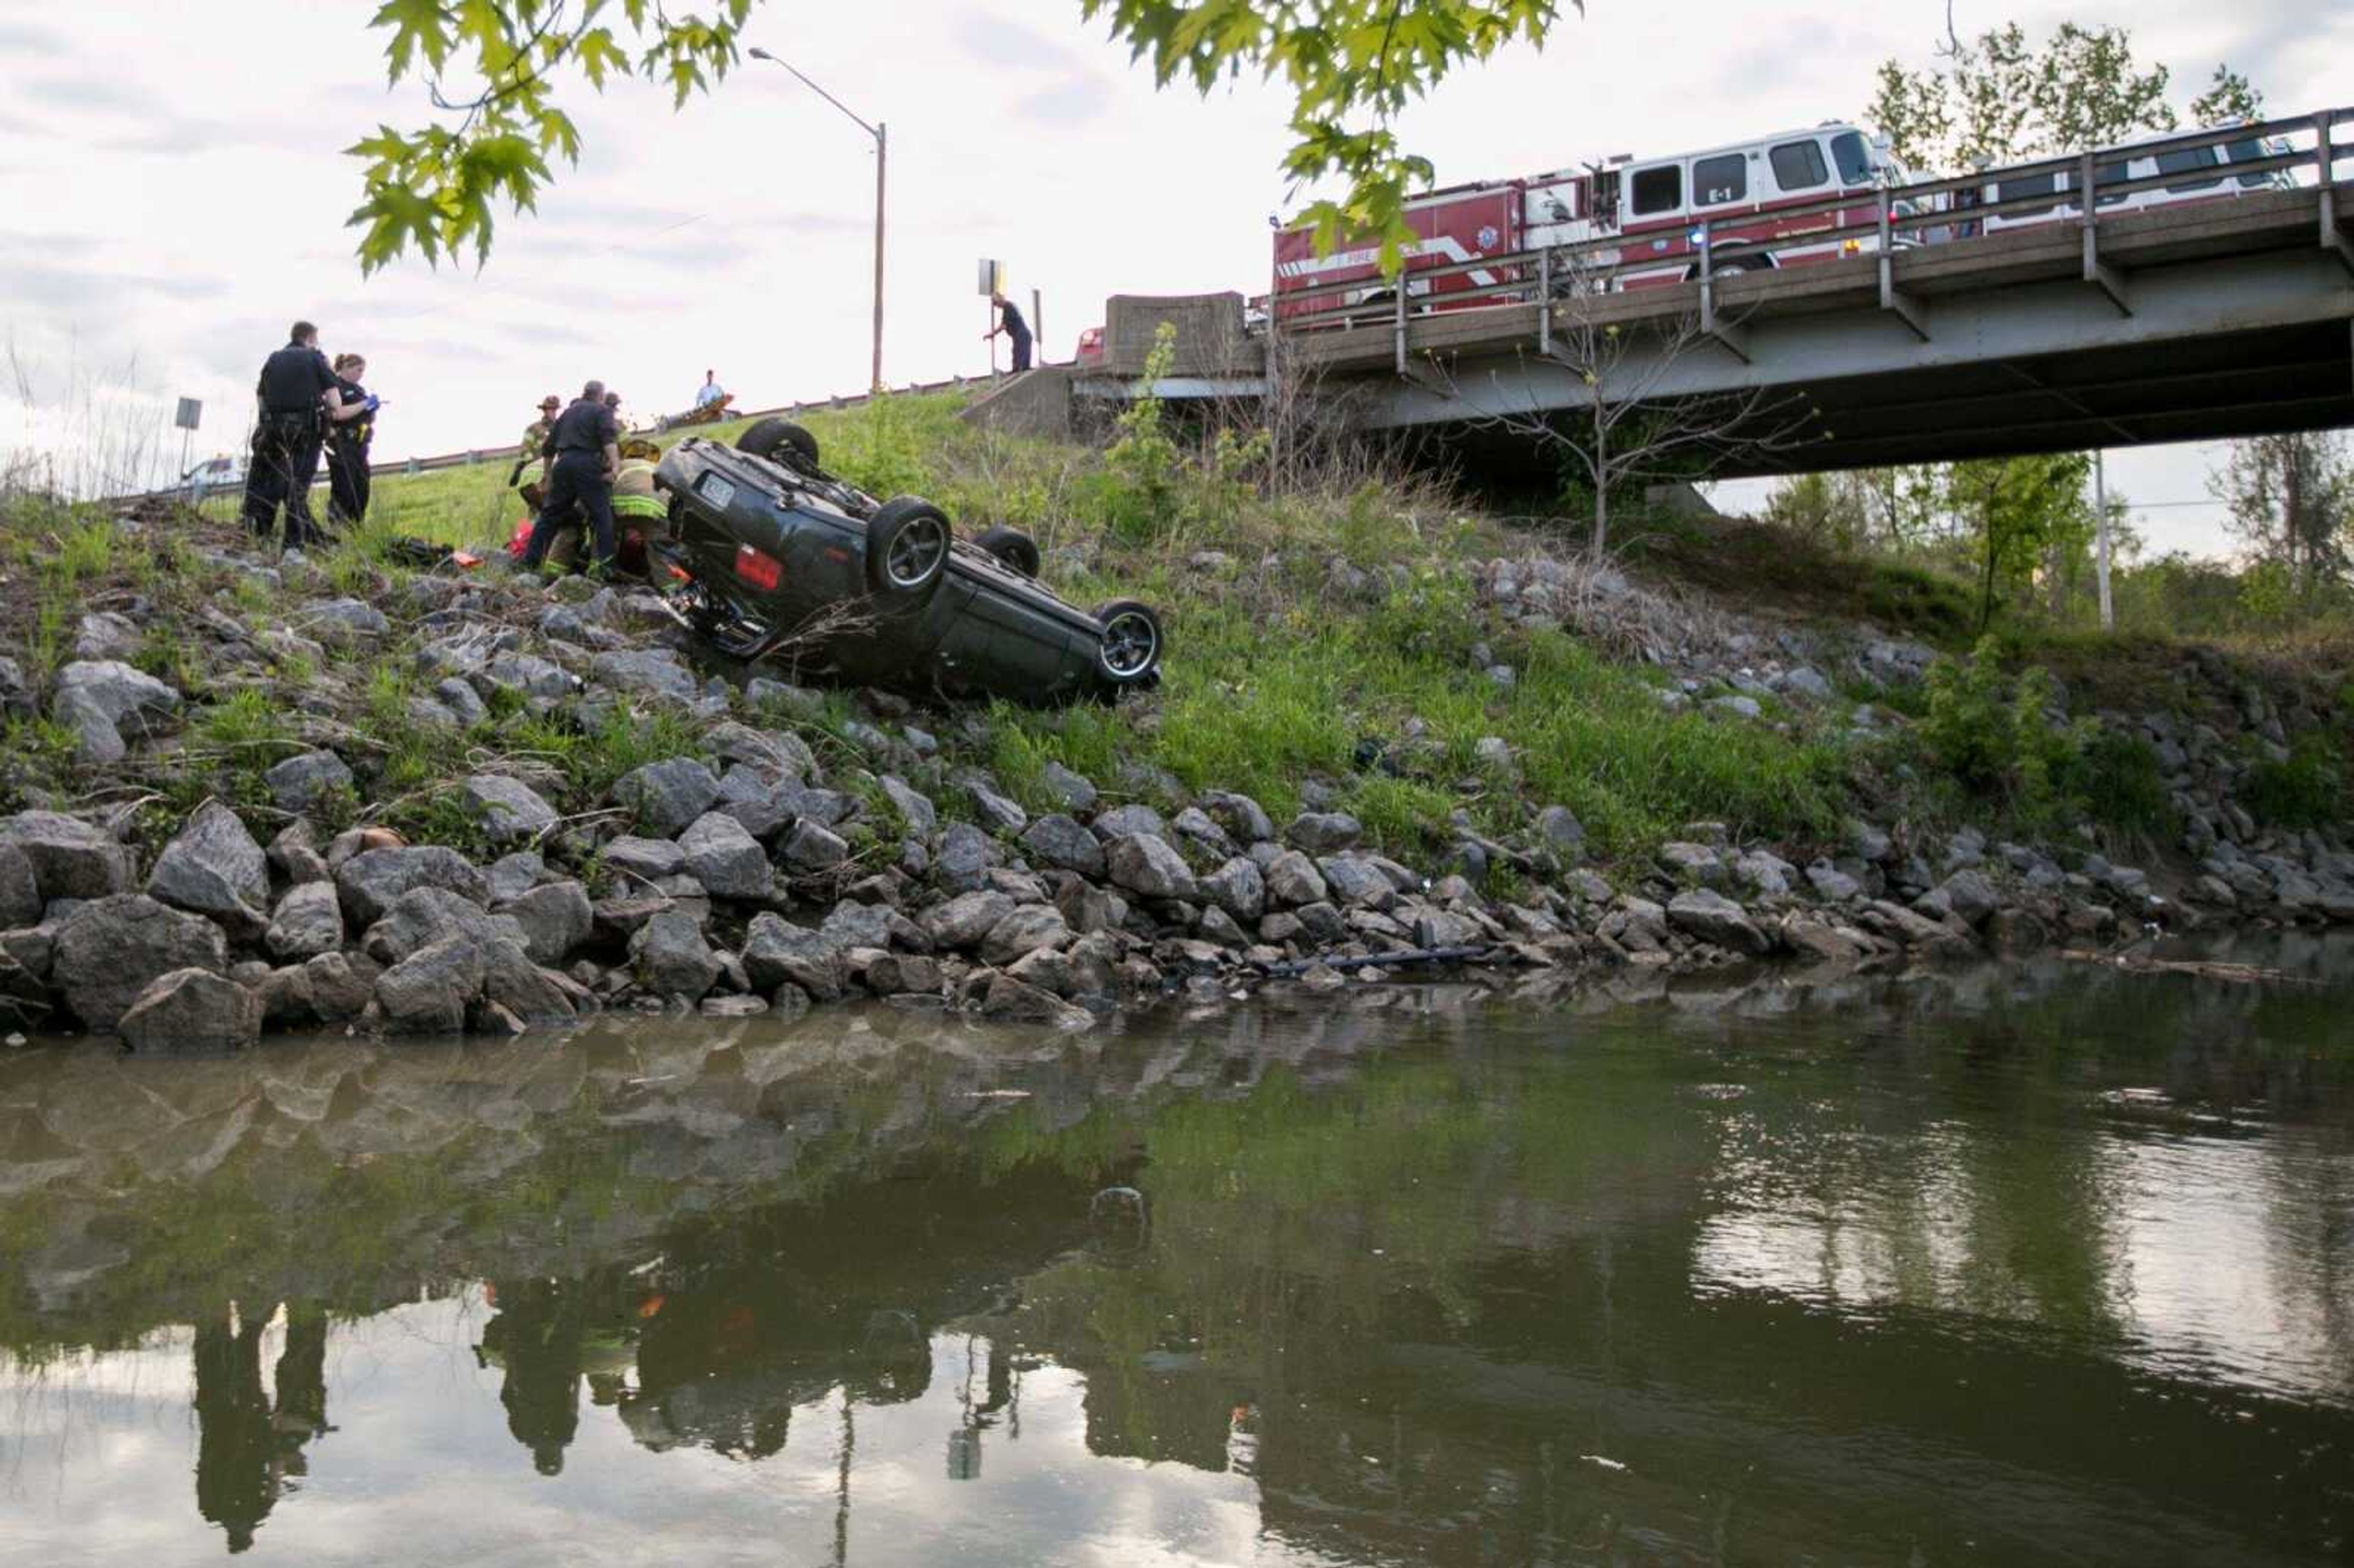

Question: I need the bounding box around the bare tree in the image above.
[1461,248,1816,558]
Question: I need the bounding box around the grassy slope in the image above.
[20,391,2339,872]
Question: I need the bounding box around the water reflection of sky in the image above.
[1692,1106,2354,1407]
[3,1299,1328,1567]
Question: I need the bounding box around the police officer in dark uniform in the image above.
[523,379,621,574]
[242,321,371,550]
[325,352,376,525]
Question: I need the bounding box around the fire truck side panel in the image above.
[1273,186,1523,322]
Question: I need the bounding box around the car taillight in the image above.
[733,544,782,591]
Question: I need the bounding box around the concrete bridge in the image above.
[1037,109,2354,481]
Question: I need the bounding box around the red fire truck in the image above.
[1272,121,1913,324]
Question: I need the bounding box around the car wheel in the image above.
[737,417,821,470]
[866,497,952,601]
[1091,599,1164,685]
[974,526,1042,577]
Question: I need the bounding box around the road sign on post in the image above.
[977,258,1004,295]
[173,397,202,431]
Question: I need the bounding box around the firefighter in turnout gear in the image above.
[242,321,370,550]
[540,437,662,576]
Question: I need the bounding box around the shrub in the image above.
[1918,637,2089,824]
[2245,736,2346,829]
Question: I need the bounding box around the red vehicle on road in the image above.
[1273,121,1914,324]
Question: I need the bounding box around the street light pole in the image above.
[748,47,885,392]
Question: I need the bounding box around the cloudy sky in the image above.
[2,0,2347,554]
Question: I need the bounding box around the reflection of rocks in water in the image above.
[478,1278,587,1476]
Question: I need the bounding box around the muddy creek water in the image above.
[3,940,2352,1566]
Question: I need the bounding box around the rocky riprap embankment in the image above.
[2,525,2351,1054]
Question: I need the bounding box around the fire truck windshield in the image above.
[1830,131,1873,185]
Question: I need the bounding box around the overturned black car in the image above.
[650,419,1164,706]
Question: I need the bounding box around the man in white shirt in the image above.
[693,370,725,409]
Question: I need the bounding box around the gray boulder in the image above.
[1091,804,1168,844]
[501,880,594,966]
[265,881,345,961]
[603,835,685,883]
[484,851,546,904]
[924,890,1016,951]
[337,845,489,926]
[1019,815,1106,879]
[1198,790,1274,846]
[590,649,699,704]
[1316,856,1393,910]
[1940,869,2003,924]
[613,758,722,837]
[462,775,560,845]
[0,841,37,927]
[74,611,143,662]
[55,685,128,763]
[934,823,1000,894]
[1285,812,1362,854]
[1106,834,1198,902]
[630,910,720,1000]
[265,750,355,815]
[1805,859,1862,902]
[53,894,229,1032]
[741,912,844,1001]
[962,777,1029,835]
[479,652,573,701]
[53,659,179,732]
[376,935,489,1033]
[118,969,262,1054]
[0,812,134,902]
[878,775,937,838]
[820,900,897,951]
[1533,805,1585,857]
[1200,856,1267,921]
[782,819,850,873]
[679,813,775,901]
[1666,888,1772,956]
[362,886,528,967]
[1263,850,1328,909]
[981,905,1070,966]
[479,937,578,1022]
[1037,762,1099,814]
[305,597,390,639]
[303,951,380,1021]
[147,801,270,932]
[977,970,1094,1029]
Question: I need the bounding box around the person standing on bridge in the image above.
[240,321,371,552]
[524,380,621,576]
[985,291,1032,373]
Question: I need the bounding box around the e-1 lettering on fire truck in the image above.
[1271,121,1917,324]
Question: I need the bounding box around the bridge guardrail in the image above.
[1271,106,2354,371]
[115,371,1009,508]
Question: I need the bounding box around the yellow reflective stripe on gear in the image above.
[612,493,667,520]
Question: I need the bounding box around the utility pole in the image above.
[750,48,886,392]
[2094,447,2112,632]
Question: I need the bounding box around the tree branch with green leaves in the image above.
[349,0,756,273]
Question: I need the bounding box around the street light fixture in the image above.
[748,46,886,393]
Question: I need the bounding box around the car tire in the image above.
[866,497,952,602]
[737,417,821,470]
[974,526,1041,577]
[1091,599,1164,685]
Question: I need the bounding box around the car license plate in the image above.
[698,474,736,508]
